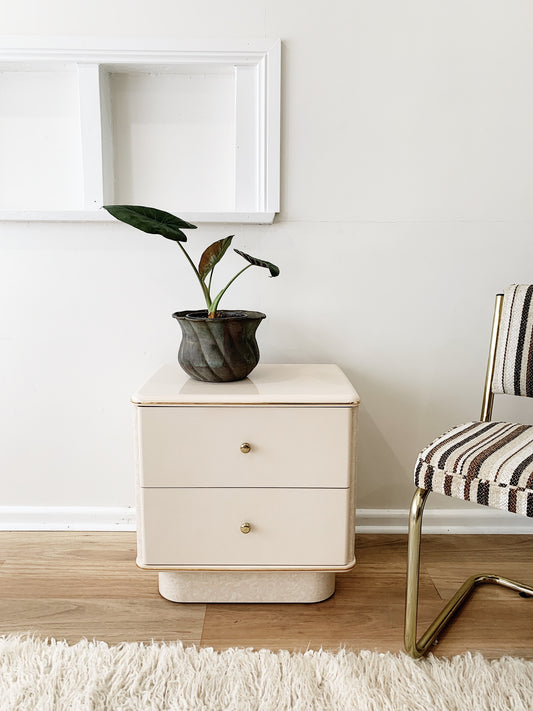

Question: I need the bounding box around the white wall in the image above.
[2,0,533,529]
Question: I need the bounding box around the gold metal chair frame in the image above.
[404,293,533,658]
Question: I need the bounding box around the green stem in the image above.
[177,242,212,311]
[209,264,251,316]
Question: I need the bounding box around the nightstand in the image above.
[132,363,359,603]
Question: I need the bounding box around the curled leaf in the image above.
[199,236,234,280]
[234,249,280,277]
[103,205,197,242]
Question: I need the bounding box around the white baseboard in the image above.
[0,506,136,531]
[356,508,533,534]
[0,506,529,534]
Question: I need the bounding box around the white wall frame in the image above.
[0,37,281,224]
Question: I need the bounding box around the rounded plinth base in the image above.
[158,570,336,603]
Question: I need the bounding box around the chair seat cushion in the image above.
[414,421,533,517]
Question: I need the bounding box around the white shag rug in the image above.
[1,636,532,711]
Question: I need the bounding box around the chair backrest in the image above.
[492,284,533,397]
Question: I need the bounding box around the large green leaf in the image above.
[198,236,234,280]
[234,249,280,277]
[103,205,197,242]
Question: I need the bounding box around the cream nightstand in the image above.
[132,363,359,603]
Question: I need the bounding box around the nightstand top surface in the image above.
[133,363,359,406]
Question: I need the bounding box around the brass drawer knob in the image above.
[240,522,252,534]
[240,442,251,454]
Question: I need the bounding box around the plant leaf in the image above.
[234,249,280,277]
[198,236,234,280]
[103,205,197,242]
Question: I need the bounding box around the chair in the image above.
[404,284,533,658]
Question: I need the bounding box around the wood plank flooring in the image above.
[0,532,531,658]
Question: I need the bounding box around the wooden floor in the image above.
[0,532,531,658]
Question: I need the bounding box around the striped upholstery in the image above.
[415,421,533,517]
[492,284,533,397]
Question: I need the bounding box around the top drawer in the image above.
[136,405,355,488]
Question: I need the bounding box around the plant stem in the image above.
[209,264,252,316]
[177,242,212,311]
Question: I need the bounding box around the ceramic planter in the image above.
[172,310,266,382]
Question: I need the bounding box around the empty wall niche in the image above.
[110,66,236,213]
[0,65,83,211]
[0,39,281,223]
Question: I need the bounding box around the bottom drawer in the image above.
[138,487,353,567]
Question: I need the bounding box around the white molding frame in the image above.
[0,506,136,531]
[0,506,530,534]
[356,508,533,534]
[0,36,281,224]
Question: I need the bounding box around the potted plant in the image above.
[103,205,280,382]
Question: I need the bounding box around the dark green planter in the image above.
[172,310,266,382]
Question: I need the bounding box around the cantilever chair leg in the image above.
[404,487,533,659]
